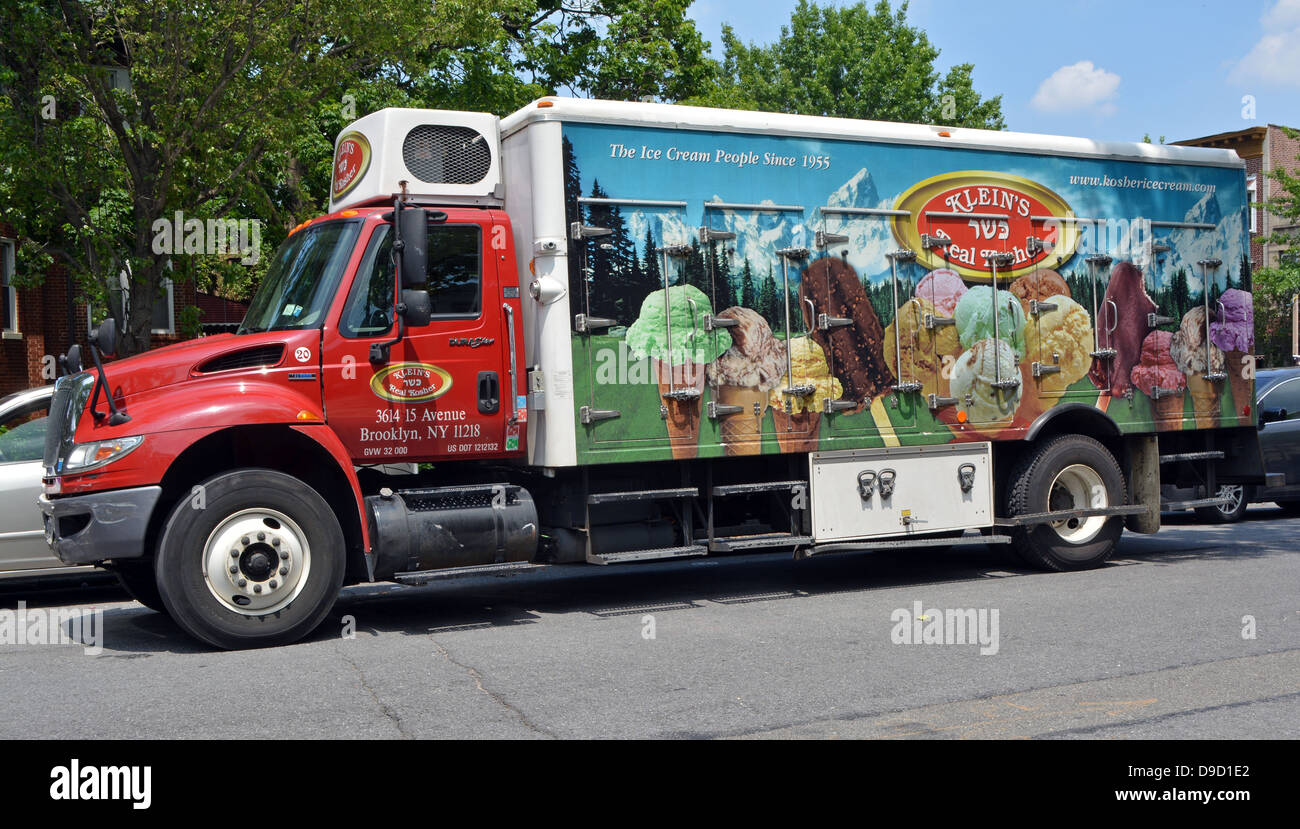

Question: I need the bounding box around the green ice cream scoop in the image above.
[625,284,732,365]
[954,285,1026,359]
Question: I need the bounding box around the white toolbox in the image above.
[809,443,993,542]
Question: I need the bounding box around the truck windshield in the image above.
[239,220,361,333]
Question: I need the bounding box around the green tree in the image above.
[687,0,1003,129]
[1253,128,1300,366]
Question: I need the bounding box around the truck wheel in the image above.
[1007,435,1126,572]
[1193,485,1248,523]
[154,469,345,649]
[114,561,168,614]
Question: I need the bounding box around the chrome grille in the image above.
[402,125,491,185]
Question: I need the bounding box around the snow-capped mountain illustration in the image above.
[1150,191,1245,296]
[819,167,897,283]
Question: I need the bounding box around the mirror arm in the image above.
[368,314,406,365]
[87,344,130,425]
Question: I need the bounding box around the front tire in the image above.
[1007,435,1126,571]
[154,469,345,649]
[114,561,168,614]
[1194,485,1248,523]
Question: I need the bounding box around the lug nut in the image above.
[254,584,262,594]
[272,538,280,547]
[229,565,238,574]
[279,567,288,576]
[257,532,265,541]
[269,580,278,589]
[279,551,289,560]
[230,549,239,558]
[237,578,247,587]
[241,536,249,545]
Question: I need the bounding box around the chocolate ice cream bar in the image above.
[799,257,894,403]
[1087,261,1155,396]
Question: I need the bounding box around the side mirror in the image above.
[399,289,431,327]
[93,318,118,358]
[399,208,427,289]
[60,344,83,375]
[1259,407,1287,427]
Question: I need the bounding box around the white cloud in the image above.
[1030,61,1121,114]
[1232,1,1300,86]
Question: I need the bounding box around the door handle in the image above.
[477,371,500,415]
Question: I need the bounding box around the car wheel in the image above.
[1007,435,1126,571]
[1194,485,1249,523]
[114,561,168,614]
[154,469,345,649]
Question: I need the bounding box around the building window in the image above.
[0,239,16,335]
[151,277,175,335]
[1247,174,1258,234]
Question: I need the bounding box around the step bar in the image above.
[394,561,547,585]
[589,545,708,565]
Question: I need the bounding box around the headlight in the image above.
[63,436,144,473]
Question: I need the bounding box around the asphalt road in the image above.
[1,507,1297,740]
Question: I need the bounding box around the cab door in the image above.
[323,210,519,463]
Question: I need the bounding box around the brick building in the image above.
[0,219,245,396]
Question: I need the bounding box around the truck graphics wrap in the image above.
[562,122,1251,465]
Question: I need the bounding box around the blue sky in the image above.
[688,0,1300,142]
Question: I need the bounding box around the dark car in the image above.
[1162,367,1300,522]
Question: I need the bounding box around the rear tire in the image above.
[1193,485,1248,523]
[154,469,345,649]
[114,561,168,614]
[1007,435,1126,571]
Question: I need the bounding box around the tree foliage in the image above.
[1252,127,1300,366]
[686,0,1003,130]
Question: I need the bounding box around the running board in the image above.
[1159,451,1225,464]
[589,545,708,565]
[1162,496,1233,511]
[711,480,807,497]
[995,504,1147,526]
[394,561,546,585]
[588,487,698,505]
[800,534,1010,558]
[710,533,812,552]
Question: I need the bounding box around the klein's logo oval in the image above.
[369,362,452,403]
[332,131,372,200]
[891,171,1080,282]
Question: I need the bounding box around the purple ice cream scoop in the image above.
[1210,288,1254,353]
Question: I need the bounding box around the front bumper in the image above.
[39,486,161,565]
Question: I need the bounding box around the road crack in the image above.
[335,642,412,739]
[429,637,555,739]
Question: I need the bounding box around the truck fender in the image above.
[290,423,372,553]
[1024,402,1121,443]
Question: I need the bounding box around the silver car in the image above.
[0,385,99,579]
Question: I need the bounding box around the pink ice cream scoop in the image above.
[916,268,967,317]
[1209,288,1254,353]
[1129,330,1186,397]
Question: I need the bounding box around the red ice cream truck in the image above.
[40,99,1265,648]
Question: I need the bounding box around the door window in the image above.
[0,395,49,464]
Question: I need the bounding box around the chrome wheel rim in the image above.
[1217,485,1244,515]
[202,508,311,615]
[1047,464,1108,547]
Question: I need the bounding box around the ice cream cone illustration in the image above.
[768,336,842,454]
[651,358,707,459]
[626,284,732,459]
[707,307,786,456]
[1209,288,1255,419]
[1170,306,1225,429]
[1130,330,1186,429]
[949,338,1022,435]
[1018,293,1095,422]
[882,296,960,400]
